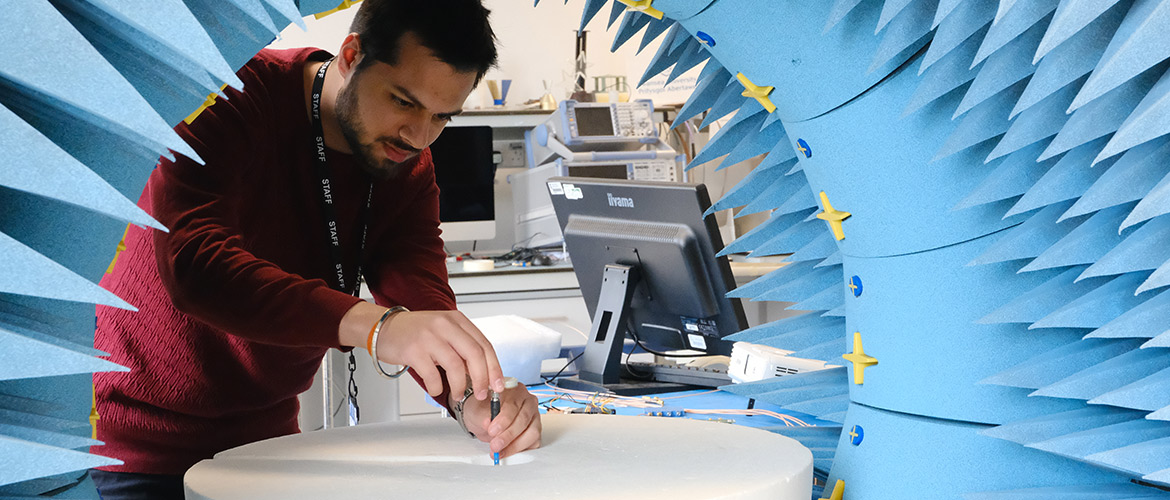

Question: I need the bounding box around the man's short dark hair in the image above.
[349,0,498,82]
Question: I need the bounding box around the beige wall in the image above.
[269,1,700,108]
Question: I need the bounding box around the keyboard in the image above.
[624,361,731,388]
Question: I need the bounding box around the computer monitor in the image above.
[547,177,747,394]
[512,155,683,249]
[431,125,496,241]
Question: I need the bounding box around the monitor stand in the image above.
[554,264,706,396]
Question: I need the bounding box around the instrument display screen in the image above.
[574,107,615,137]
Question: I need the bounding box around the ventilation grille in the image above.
[567,216,691,244]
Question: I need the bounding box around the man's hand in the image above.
[339,301,504,402]
[457,383,542,458]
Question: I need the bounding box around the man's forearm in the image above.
[338,300,390,348]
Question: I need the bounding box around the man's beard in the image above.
[335,80,417,180]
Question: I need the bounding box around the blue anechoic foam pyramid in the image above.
[0,0,321,496]
[47,0,246,126]
[575,0,1170,498]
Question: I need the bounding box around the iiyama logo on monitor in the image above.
[606,193,634,208]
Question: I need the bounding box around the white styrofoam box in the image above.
[471,315,563,385]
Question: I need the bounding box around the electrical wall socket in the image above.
[493,140,527,169]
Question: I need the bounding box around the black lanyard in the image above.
[310,58,372,297]
[312,57,369,426]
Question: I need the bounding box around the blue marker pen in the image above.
[490,390,500,466]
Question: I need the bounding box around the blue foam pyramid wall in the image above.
[0,0,345,496]
[569,0,1170,497]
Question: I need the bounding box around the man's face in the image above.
[336,33,477,178]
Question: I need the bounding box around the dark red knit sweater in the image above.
[93,48,455,475]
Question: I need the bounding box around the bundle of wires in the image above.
[529,384,810,427]
[491,246,547,264]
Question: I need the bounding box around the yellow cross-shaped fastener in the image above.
[315,0,361,20]
[819,479,844,500]
[842,332,878,385]
[848,427,859,441]
[736,72,777,113]
[183,85,228,125]
[90,384,99,440]
[816,191,851,241]
[846,279,858,293]
[616,0,664,19]
[106,224,131,274]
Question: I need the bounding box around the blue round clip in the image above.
[849,275,863,297]
[534,124,550,147]
[850,425,864,445]
[696,31,716,47]
[796,138,812,158]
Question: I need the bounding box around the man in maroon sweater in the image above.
[91,1,540,498]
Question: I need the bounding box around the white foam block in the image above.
[185,414,813,500]
[472,315,563,385]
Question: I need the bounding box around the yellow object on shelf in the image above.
[592,91,630,103]
[539,92,557,110]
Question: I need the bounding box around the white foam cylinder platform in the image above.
[184,414,813,500]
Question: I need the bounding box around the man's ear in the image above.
[336,33,363,78]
